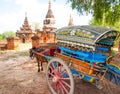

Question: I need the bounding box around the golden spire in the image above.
[45,0,54,18]
[48,0,51,9]
[24,12,29,25]
[68,14,74,26]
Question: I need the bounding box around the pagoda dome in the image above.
[46,9,54,18]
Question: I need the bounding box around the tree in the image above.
[67,0,120,26]
[0,34,3,40]
[1,31,15,40]
[64,0,120,47]
[32,22,41,31]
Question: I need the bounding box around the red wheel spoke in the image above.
[47,58,74,94]
[57,65,61,72]
[61,80,71,88]
[59,80,69,94]
[48,72,54,77]
[58,84,64,94]
[59,66,63,71]
[62,70,67,75]
[57,66,60,72]
[52,62,55,69]
[49,66,54,73]
[56,84,60,94]
[51,83,56,91]
[55,62,60,72]
[59,77,70,80]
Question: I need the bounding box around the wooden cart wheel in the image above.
[46,57,74,94]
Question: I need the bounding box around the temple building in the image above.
[16,13,33,43]
[35,0,57,44]
[42,0,56,32]
[16,0,73,45]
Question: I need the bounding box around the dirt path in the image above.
[0,50,50,94]
[0,50,120,94]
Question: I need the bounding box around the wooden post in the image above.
[7,37,20,50]
[7,37,14,50]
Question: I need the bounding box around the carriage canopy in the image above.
[54,25,119,47]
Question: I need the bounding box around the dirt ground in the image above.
[0,49,120,94]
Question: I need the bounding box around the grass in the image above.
[1,51,29,61]
[19,51,29,56]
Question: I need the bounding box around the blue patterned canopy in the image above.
[54,25,119,47]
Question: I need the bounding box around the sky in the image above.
[0,0,92,33]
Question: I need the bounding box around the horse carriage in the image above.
[29,25,119,94]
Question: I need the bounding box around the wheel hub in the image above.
[52,76,59,82]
